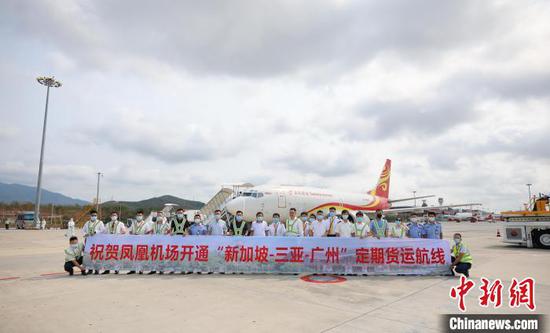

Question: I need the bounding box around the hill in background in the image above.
[102,195,204,213]
[0,182,89,205]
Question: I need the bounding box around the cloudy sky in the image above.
[1,0,549,212]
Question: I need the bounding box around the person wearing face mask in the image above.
[299,212,308,233]
[127,211,151,274]
[422,212,442,239]
[369,210,388,239]
[81,210,105,274]
[64,236,86,276]
[285,208,304,237]
[389,218,408,238]
[102,211,127,275]
[268,213,286,236]
[353,211,370,239]
[326,207,340,237]
[207,209,228,236]
[229,210,249,236]
[311,210,329,237]
[250,212,268,236]
[147,213,171,275]
[188,214,207,236]
[336,210,354,238]
[304,214,316,237]
[450,233,472,277]
[171,208,190,236]
[407,214,424,238]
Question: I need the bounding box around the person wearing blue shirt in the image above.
[189,214,207,236]
[407,213,424,238]
[422,212,442,239]
[369,210,388,239]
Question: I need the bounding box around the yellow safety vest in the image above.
[452,242,473,264]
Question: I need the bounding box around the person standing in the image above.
[389,218,408,238]
[4,218,10,230]
[170,208,190,236]
[304,214,316,237]
[407,214,424,239]
[250,212,268,236]
[325,207,340,237]
[268,213,286,236]
[66,218,75,237]
[41,218,47,230]
[127,211,151,275]
[228,211,249,236]
[423,212,442,239]
[64,236,86,276]
[369,210,388,239]
[311,210,328,237]
[81,210,105,275]
[102,211,127,275]
[285,208,304,237]
[335,213,354,238]
[353,212,370,239]
[188,214,207,236]
[207,209,228,236]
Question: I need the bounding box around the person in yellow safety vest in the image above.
[451,233,472,277]
[369,210,388,239]
[389,218,408,238]
[128,210,151,275]
[326,206,340,237]
[81,209,105,275]
[285,208,304,237]
[229,210,250,236]
[102,211,128,275]
[64,236,86,276]
[353,211,370,239]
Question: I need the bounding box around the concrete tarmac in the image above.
[0,222,548,333]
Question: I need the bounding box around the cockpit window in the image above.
[240,190,263,198]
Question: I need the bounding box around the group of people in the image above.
[64,207,471,277]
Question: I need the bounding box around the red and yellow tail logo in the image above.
[369,159,391,199]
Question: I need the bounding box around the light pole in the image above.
[96,172,103,216]
[526,183,532,209]
[413,190,417,207]
[34,76,62,228]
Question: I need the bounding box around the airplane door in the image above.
[278,193,287,208]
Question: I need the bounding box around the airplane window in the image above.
[257,193,264,198]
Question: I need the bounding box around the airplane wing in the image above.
[381,203,483,215]
[388,195,435,204]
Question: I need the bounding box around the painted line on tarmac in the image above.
[40,272,66,277]
[300,274,347,284]
[0,276,20,281]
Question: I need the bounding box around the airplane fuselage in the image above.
[225,186,389,222]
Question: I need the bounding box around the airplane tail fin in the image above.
[369,159,391,199]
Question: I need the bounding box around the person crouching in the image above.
[64,236,86,276]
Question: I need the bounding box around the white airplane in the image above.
[224,159,481,222]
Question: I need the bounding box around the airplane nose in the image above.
[225,197,245,215]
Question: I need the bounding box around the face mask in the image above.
[357,217,364,223]
[410,217,417,223]
[342,214,349,220]
[215,214,221,220]
[454,238,461,244]
[316,215,324,220]
[256,216,263,222]
[236,216,243,222]
[136,216,143,222]
[70,243,78,249]
[176,213,184,219]
[194,219,201,224]
[273,218,280,223]
[395,220,401,225]
[300,216,307,221]
[90,216,97,221]
[111,216,118,222]
[308,218,315,223]
[429,217,435,222]
[328,212,335,217]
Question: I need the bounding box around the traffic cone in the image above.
[496,229,501,237]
